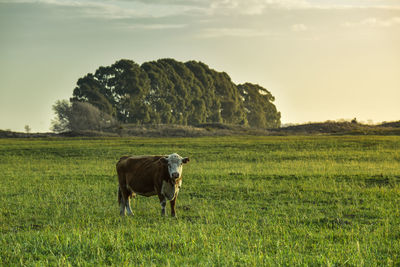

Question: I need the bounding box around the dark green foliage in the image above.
[71,58,281,128]
[238,83,281,128]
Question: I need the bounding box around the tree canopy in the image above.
[70,58,281,128]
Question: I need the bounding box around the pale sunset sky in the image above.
[0,0,399,132]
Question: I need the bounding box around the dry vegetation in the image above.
[2,120,400,138]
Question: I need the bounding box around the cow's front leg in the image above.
[171,181,181,217]
[170,196,177,217]
[158,194,166,216]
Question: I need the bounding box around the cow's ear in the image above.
[182,157,190,164]
[160,157,169,164]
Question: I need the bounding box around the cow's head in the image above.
[161,153,189,181]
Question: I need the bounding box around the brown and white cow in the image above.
[116,153,189,217]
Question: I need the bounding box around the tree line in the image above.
[52,58,281,132]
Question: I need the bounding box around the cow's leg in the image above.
[118,171,131,216]
[158,194,166,216]
[125,193,135,216]
[118,186,126,216]
[118,183,132,216]
[171,181,181,217]
[170,195,177,217]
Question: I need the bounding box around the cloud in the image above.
[136,0,400,13]
[207,0,314,15]
[198,27,273,38]
[0,0,201,19]
[122,23,187,30]
[291,24,307,31]
[343,17,400,27]
[3,0,400,26]
[2,0,400,19]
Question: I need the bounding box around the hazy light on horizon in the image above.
[0,0,399,132]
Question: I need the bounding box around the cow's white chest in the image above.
[161,180,181,200]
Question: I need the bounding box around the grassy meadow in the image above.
[0,136,399,266]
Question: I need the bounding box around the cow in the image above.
[116,153,189,217]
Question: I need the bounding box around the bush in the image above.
[51,100,118,133]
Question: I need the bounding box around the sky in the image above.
[0,0,399,132]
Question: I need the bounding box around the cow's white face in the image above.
[161,153,189,180]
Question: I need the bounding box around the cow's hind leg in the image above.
[125,192,135,216]
[118,186,127,216]
[118,183,132,216]
[118,186,124,215]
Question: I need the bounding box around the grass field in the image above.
[1,136,399,266]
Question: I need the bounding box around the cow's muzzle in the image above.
[171,172,179,179]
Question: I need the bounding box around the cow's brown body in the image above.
[116,154,188,217]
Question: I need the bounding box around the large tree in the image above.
[68,58,281,128]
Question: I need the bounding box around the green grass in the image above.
[1,136,399,266]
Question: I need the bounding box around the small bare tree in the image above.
[24,125,31,134]
[51,100,72,133]
[51,100,117,133]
